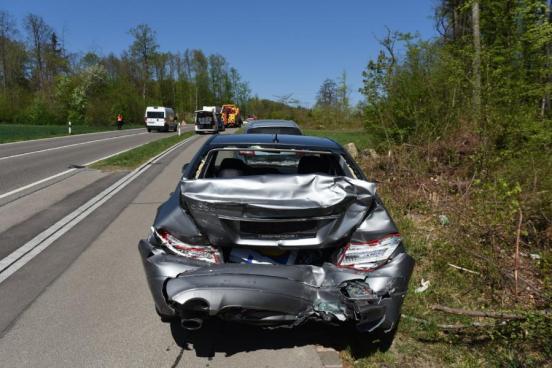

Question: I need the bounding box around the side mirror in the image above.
[182,163,190,175]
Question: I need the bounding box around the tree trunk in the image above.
[142,60,147,102]
[543,0,552,118]
[472,0,482,124]
[453,4,460,40]
[0,37,7,90]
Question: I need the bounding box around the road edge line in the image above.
[0,135,197,284]
[0,128,144,146]
[0,131,149,162]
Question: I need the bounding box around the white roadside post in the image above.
[178,122,181,136]
[68,121,72,135]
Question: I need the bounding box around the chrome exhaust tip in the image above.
[180,318,203,331]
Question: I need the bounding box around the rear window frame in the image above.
[246,127,302,135]
[193,147,354,179]
[146,111,165,119]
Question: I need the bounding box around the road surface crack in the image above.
[170,348,184,368]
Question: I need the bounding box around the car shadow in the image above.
[169,319,392,359]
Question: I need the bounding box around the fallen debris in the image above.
[415,279,430,293]
[401,314,498,331]
[430,304,525,320]
[514,209,523,297]
[447,263,480,275]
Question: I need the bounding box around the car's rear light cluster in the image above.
[154,228,221,264]
[336,233,401,271]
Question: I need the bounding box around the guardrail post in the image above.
[68,121,72,135]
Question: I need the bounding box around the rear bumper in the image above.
[195,126,217,133]
[138,239,414,332]
[146,122,166,127]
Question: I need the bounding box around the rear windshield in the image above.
[146,111,164,119]
[198,148,353,178]
[195,112,214,124]
[247,127,302,135]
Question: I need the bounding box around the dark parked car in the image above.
[244,119,302,135]
[138,134,414,345]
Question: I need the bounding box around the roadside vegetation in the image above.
[90,131,193,171]
[0,12,250,127]
[0,123,143,143]
[302,1,552,366]
[303,129,373,151]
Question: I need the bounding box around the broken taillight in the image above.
[336,233,401,271]
[154,228,221,264]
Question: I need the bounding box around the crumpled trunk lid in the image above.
[180,175,376,248]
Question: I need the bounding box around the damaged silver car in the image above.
[138,134,414,342]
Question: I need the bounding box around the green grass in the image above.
[90,131,194,171]
[0,124,144,143]
[303,129,374,150]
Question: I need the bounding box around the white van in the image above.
[144,106,178,132]
[194,106,224,134]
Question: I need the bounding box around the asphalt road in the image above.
[0,129,344,367]
[0,126,192,197]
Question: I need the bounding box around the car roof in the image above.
[208,134,343,151]
[245,119,299,129]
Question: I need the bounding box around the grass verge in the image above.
[90,131,194,171]
[0,124,144,143]
[296,127,550,366]
[340,131,551,367]
[303,129,373,150]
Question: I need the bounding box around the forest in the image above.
[340,1,551,366]
[0,13,251,125]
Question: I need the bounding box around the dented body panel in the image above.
[139,238,414,332]
[138,134,414,334]
[180,175,375,248]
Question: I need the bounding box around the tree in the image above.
[0,16,251,126]
[24,13,52,89]
[229,67,250,107]
[274,93,300,107]
[337,70,350,111]
[128,24,158,101]
[472,0,481,122]
[316,78,338,107]
[0,10,16,90]
[191,49,210,108]
[208,54,229,104]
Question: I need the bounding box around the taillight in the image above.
[154,228,221,264]
[336,233,401,271]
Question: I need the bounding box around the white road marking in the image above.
[0,135,197,284]
[0,128,144,146]
[0,133,185,201]
[0,131,149,161]
[0,168,77,200]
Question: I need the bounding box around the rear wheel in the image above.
[147,127,151,132]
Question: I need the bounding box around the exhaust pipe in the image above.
[181,318,203,331]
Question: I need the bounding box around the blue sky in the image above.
[3,0,438,106]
